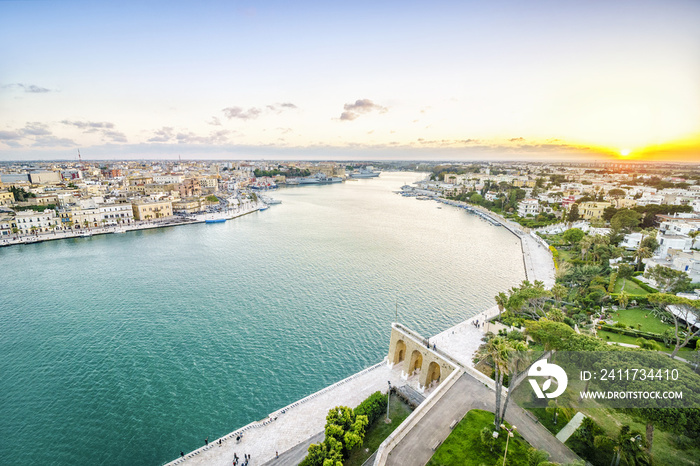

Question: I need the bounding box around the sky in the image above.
[1,0,699,162]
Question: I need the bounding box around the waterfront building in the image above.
[172,197,203,214]
[132,199,173,221]
[0,213,16,236]
[15,209,59,234]
[99,203,134,225]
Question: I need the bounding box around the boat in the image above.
[205,218,226,223]
[298,173,342,184]
[259,195,282,205]
[349,167,380,178]
[258,205,269,211]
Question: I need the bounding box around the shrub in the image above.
[353,391,387,425]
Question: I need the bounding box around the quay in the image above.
[167,203,563,466]
[0,205,260,248]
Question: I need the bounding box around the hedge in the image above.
[353,391,388,425]
[599,324,698,349]
[608,273,618,293]
[628,276,658,293]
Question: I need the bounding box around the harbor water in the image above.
[0,172,525,465]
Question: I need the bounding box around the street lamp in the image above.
[385,381,392,424]
[499,424,516,466]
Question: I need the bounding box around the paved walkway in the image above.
[429,305,500,368]
[385,372,580,466]
[166,363,405,466]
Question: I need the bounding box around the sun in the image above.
[619,148,631,156]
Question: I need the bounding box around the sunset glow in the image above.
[1,0,699,162]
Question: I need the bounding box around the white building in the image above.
[517,198,540,217]
[98,203,134,225]
[15,209,59,234]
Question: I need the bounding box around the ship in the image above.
[298,172,342,184]
[349,167,380,178]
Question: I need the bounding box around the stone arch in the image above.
[409,350,423,374]
[426,361,441,385]
[394,339,406,364]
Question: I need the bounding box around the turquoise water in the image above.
[0,172,524,465]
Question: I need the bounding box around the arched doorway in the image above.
[394,340,406,364]
[409,350,423,375]
[427,361,441,386]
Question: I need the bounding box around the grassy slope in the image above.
[427,410,532,466]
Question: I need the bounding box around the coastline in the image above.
[0,205,260,248]
[167,198,557,466]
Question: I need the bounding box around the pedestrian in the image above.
[276,450,279,459]
[180,451,184,458]
[205,437,209,445]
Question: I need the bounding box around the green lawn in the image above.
[613,278,650,296]
[597,330,692,354]
[344,397,413,466]
[567,406,700,466]
[427,410,533,466]
[609,308,670,334]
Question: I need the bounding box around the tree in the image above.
[562,228,584,245]
[470,193,484,204]
[506,281,552,320]
[579,235,594,260]
[495,292,508,319]
[644,265,691,293]
[610,209,642,231]
[648,294,700,359]
[608,188,627,198]
[551,283,567,303]
[617,291,630,310]
[567,204,580,222]
[689,230,699,249]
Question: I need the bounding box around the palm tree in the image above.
[580,235,594,261]
[495,292,508,320]
[617,291,630,310]
[551,283,566,303]
[488,337,510,428]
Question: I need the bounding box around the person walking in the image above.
[205,437,209,445]
[180,451,184,458]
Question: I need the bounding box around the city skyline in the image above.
[1,0,699,162]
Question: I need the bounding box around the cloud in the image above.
[61,120,115,130]
[0,130,22,140]
[509,137,525,142]
[102,130,128,143]
[175,130,231,145]
[222,106,262,120]
[21,122,52,136]
[222,102,297,120]
[207,117,222,126]
[340,99,387,121]
[3,83,53,93]
[148,127,175,142]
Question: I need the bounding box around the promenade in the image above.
[0,205,259,248]
[166,363,406,466]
